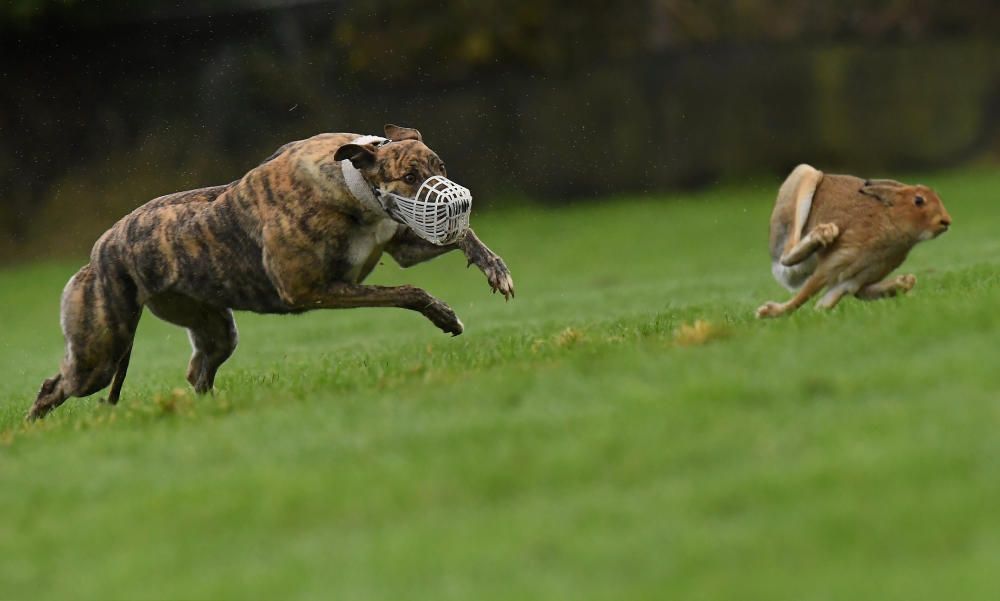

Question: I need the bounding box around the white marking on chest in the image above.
[344,218,399,282]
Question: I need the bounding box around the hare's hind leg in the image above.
[780,222,840,266]
[776,164,825,253]
[856,274,917,300]
[770,222,839,292]
[757,272,828,319]
[770,165,827,291]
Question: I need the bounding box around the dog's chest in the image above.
[343,218,399,282]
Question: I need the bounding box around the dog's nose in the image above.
[940,217,951,228]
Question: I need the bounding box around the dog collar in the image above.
[340,134,392,215]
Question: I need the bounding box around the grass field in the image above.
[1,168,999,600]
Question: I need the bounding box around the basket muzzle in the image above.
[379,175,472,245]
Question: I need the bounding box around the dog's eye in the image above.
[914,196,926,207]
[403,173,417,185]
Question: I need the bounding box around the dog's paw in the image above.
[422,299,464,336]
[479,254,514,300]
[25,403,49,421]
[756,301,785,319]
[461,236,514,300]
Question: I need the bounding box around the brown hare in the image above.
[757,164,951,318]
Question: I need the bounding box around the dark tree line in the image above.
[2,1,998,261]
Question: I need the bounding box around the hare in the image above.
[757,164,951,318]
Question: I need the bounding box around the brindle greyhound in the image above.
[28,124,514,420]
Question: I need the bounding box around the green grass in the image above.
[2,168,999,600]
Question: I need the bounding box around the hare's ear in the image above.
[859,179,906,206]
[334,143,377,169]
[384,124,422,142]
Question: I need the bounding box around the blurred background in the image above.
[2,0,999,263]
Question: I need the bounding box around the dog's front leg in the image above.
[285,282,464,336]
[385,228,457,267]
[264,226,463,334]
[458,229,514,299]
[386,228,514,300]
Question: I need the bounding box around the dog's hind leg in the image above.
[106,342,133,405]
[28,266,141,420]
[185,311,237,394]
[29,374,69,420]
[146,293,238,394]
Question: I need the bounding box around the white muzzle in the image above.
[378,175,472,245]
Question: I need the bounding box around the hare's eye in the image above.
[403,173,417,185]
[914,196,926,207]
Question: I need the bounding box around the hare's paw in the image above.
[756,301,786,319]
[896,273,917,293]
[815,223,839,246]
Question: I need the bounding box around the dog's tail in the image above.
[107,343,133,405]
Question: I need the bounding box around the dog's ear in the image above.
[334,143,377,169]
[859,178,906,206]
[384,124,422,142]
